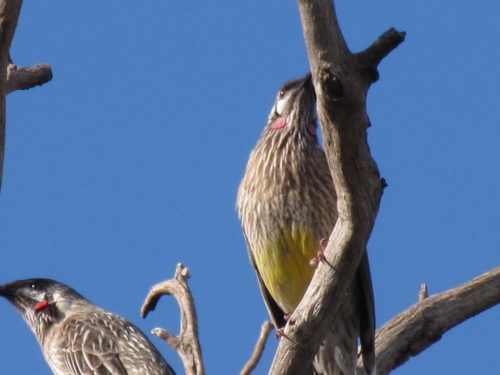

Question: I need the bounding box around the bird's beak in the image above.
[300,73,315,98]
[0,282,16,302]
[0,282,12,295]
[302,72,312,87]
[0,281,34,314]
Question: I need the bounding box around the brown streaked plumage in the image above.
[0,278,176,375]
[237,73,375,374]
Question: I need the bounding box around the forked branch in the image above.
[144,265,500,375]
[268,1,403,373]
[141,263,205,375]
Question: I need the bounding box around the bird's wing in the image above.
[59,312,175,375]
[356,250,376,373]
[58,314,129,375]
[243,228,286,328]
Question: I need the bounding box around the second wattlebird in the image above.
[0,278,176,375]
[237,73,375,374]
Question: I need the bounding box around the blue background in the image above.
[0,1,499,374]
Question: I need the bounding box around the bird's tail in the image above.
[313,330,357,375]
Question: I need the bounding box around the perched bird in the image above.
[0,278,176,375]
[237,73,375,374]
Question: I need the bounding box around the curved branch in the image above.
[240,321,274,375]
[269,1,403,373]
[6,63,52,94]
[356,267,500,375]
[0,0,23,190]
[141,263,205,375]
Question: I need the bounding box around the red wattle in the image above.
[271,117,286,129]
[35,300,48,310]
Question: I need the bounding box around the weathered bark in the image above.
[360,267,500,374]
[0,0,23,189]
[268,2,403,373]
[6,62,52,94]
[145,264,500,375]
[141,263,205,375]
[139,2,498,374]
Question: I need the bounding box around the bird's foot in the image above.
[275,328,292,341]
[309,238,329,267]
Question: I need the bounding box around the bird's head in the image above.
[266,73,317,138]
[0,278,89,341]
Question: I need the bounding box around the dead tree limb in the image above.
[357,266,500,375]
[268,1,404,373]
[6,62,52,94]
[141,263,205,375]
[0,0,23,189]
[144,264,499,375]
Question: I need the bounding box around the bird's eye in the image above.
[31,283,42,291]
[278,90,284,98]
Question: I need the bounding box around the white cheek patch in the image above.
[275,92,292,116]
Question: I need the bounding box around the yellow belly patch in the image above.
[253,227,318,313]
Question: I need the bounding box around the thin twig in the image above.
[141,263,205,375]
[418,283,428,301]
[240,321,274,375]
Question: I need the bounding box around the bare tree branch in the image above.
[6,63,52,94]
[355,28,406,83]
[240,321,274,375]
[355,266,500,375]
[141,263,205,375]
[268,0,403,373]
[268,1,402,373]
[0,0,23,190]
[144,264,500,375]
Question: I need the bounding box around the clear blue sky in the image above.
[1,1,499,374]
